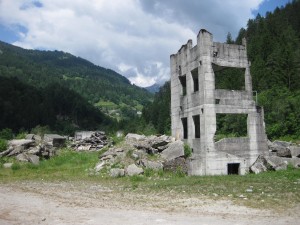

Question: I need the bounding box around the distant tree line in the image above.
[0,76,110,134]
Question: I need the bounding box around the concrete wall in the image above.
[170,29,268,176]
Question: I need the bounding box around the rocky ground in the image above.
[0,180,299,225]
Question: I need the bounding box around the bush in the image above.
[184,143,192,158]
[0,128,13,140]
[0,139,8,152]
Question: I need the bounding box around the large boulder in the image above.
[126,164,143,176]
[139,159,163,170]
[161,140,184,161]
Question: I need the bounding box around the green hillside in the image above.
[0,41,153,121]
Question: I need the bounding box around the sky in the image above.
[0,0,292,87]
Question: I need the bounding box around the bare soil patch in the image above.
[0,180,298,225]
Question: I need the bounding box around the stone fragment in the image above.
[139,159,163,170]
[161,140,184,161]
[110,168,125,177]
[27,145,42,155]
[3,163,13,168]
[8,139,34,147]
[126,164,143,176]
[163,157,187,174]
[44,134,66,147]
[95,161,106,172]
[28,154,40,165]
[125,133,146,142]
[16,153,29,162]
[290,146,300,158]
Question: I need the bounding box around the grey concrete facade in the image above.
[170,29,268,175]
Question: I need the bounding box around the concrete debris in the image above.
[125,133,146,142]
[290,146,300,158]
[0,134,64,164]
[161,140,184,161]
[138,159,163,170]
[44,134,66,147]
[250,155,289,174]
[110,168,125,177]
[268,141,292,158]
[71,131,108,152]
[126,164,144,176]
[93,134,186,177]
[163,157,188,174]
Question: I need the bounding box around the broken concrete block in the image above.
[110,168,125,177]
[126,164,143,176]
[161,140,184,161]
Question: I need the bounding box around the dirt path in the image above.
[0,181,298,225]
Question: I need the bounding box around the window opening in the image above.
[179,75,187,96]
[215,113,248,141]
[191,68,199,92]
[213,64,245,90]
[181,117,188,139]
[193,115,200,138]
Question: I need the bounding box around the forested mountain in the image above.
[143,0,300,140]
[0,41,154,134]
[0,41,153,121]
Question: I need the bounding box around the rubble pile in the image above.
[250,140,300,174]
[91,133,187,177]
[71,131,109,151]
[0,134,66,165]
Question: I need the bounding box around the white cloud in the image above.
[0,0,264,87]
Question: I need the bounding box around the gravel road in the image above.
[0,181,298,225]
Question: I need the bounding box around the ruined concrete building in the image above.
[170,29,268,175]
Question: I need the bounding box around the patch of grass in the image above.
[0,147,299,211]
[0,139,7,152]
[0,148,99,181]
[11,163,21,171]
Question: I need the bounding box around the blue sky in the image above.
[0,0,292,87]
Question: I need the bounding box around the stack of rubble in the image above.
[0,134,66,165]
[250,140,300,174]
[92,133,187,177]
[72,131,109,151]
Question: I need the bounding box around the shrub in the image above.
[184,143,192,158]
[0,139,8,152]
[16,132,27,139]
[0,128,13,140]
